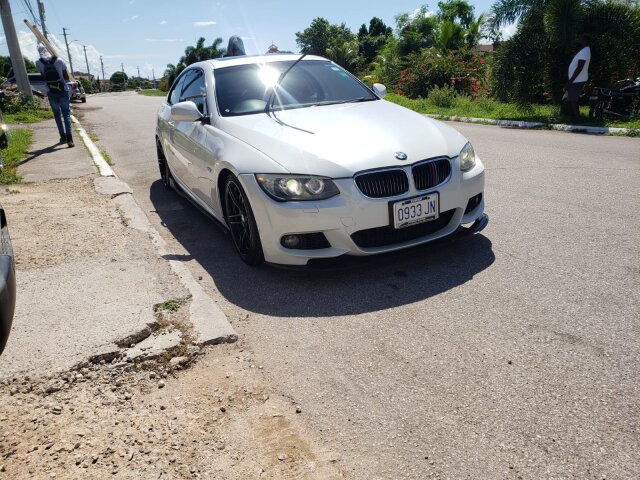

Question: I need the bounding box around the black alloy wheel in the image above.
[224,176,264,266]
[157,142,172,190]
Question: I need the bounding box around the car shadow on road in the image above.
[150,181,495,317]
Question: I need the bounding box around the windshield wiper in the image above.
[313,97,374,106]
[265,54,314,135]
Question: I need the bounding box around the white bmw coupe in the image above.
[156,54,487,266]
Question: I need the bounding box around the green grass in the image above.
[156,298,188,313]
[138,89,167,97]
[4,108,53,124]
[100,149,113,165]
[386,93,640,130]
[0,129,32,184]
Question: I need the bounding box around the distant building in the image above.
[266,43,279,54]
[73,71,95,81]
[474,43,502,53]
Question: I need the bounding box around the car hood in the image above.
[216,99,468,177]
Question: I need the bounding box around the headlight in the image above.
[0,124,6,131]
[256,174,340,201]
[459,142,476,172]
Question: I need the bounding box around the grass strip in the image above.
[138,89,167,97]
[386,93,640,130]
[0,129,32,184]
[4,108,53,124]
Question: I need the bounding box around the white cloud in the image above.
[123,15,139,23]
[408,8,435,20]
[159,20,168,25]
[193,21,217,27]
[16,31,105,77]
[145,38,184,43]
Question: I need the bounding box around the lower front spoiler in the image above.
[454,213,489,237]
[268,213,490,271]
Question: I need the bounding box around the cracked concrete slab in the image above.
[94,177,133,196]
[123,330,183,362]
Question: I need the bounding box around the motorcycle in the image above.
[588,77,640,120]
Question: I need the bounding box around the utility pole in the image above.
[82,45,92,92]
[62,28,75,75]
[37,0,47,39]
[0,0,33,98]
[100,56,105,92]
[82,45,91,77]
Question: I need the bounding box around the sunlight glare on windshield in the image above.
[258,65,280,88]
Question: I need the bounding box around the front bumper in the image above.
[239,159,486,266]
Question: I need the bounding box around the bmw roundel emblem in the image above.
[395,152,408,161]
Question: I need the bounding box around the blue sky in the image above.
[1,0,499,80]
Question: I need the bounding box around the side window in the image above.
[168,71,190,105]
[179,69,207,115]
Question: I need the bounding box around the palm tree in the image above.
[180,37,225,66]
[325,40,362,73]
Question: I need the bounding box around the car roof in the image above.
[193,54,328,70]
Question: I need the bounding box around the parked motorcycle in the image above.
[588,77,640,120]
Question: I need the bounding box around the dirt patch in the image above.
[0,341,346,479]
[0,177,127,270]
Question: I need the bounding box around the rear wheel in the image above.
[157,141,172,190]
[589,101,604,120]
[224,175,264,266]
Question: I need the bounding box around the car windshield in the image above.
[213,59,377,117]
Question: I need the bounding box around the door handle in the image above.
[168,121,175,127]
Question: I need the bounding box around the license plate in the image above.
[391,193,439,229]
[588,96,599,101]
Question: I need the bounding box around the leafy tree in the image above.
[0,56,37,77]
[438,0,475,28]
[295,17,355,56]
[110,71,128,89]
[357,17,393,64]
[395,6,439,55]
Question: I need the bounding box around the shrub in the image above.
[395,48,492,99]
[0,96,42,114]
[427,85,459,108]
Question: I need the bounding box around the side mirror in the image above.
[170,101,204,123]
[372,83,387,99]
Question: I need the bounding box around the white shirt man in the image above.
[564,34,591,124]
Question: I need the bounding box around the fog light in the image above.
[281,235,300,249]
[464,193,482,214]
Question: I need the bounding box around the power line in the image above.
[20,0,38,25]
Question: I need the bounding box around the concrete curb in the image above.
[423,114,634,135]
[73,115,237,347]
[70,115,116,176]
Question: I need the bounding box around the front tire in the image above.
[224,176,264,266]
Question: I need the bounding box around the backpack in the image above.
[42,57,65,93]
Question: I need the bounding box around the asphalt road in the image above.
[77,93,640,479]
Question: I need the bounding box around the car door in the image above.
[175,68,215,205]
[161,72,192,187]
